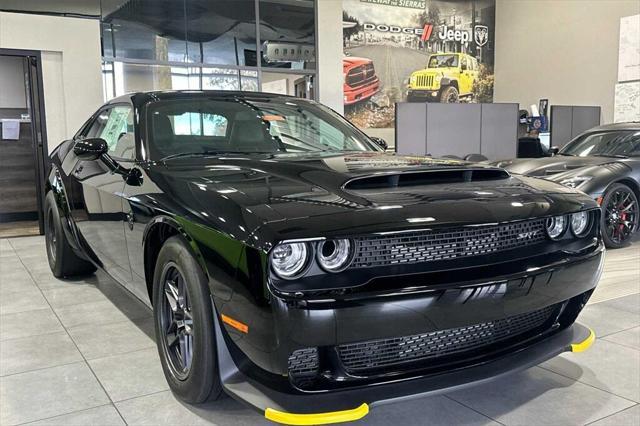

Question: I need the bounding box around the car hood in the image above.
[491,156,614,177]
[146,152,593,244]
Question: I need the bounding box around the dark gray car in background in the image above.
[491,123,640,248]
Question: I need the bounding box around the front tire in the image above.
[440,85,459,103]
[44,191,96,278]
[153,236,223,403]
[601,183,639,248]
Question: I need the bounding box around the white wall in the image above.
[0,12,103,152]
[493,0,640,124]
[0,56,26,108]
[316,0,344,114]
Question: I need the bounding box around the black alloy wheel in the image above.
[602,183,639,248]
[152,236,223,403]
[159,263,194,380]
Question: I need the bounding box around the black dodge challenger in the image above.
[492,123,640,249]
[46,91,601,424]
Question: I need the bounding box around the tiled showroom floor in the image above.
[0,236,639,426]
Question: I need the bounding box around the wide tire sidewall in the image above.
[601,183,639,249]
[440,86,459,103]
[153,236,221,403]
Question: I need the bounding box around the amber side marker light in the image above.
[596,196,604,206]
[221,314,249,334]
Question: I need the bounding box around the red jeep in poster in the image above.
[343,57,380,105]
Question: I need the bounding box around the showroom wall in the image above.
[493,0,640,124]
[0,12,103,153]
[317,0,343,114]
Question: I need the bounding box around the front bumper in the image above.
[407,88,440,100]
[344,79,380,105]
[215,241,604,423]
[217,320,594,424]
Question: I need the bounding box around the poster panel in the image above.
[343,0,496,129]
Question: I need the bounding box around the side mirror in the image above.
[461,64,467,71]
[371,137,388,151]
[73,138,108,161]
[549,146,560,156]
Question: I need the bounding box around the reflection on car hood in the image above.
[145,152,587,239]
[491,156,615,176]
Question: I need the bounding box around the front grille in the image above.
[351,218,546,268]
[346,64,377,87]
[337,304,558,373]
[416,75,434,87]
[288,348,319,387]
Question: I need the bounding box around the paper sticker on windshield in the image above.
[262,115,286,122]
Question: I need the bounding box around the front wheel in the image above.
[601,183,639,248]
[153,236,223,403]
[440,86,459,103]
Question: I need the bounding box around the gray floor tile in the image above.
[365,395,499,425]
[0,308,64,341]
[55,300,137,329]
[42,285,109,309]
[577,301,640,337]
[0,272,37,296]
[35,275,95,291]
[89,348,168,402]
[598,294,640,315]
[0,332,83,376]
[8,235,45,250]
[447,367,636,425]
[68,320,155,360]
[603,327,640,350]
[0,362,109,425]
[541,339,640,402]
[589,404,640,426]
[0,287,50,315]
[25,404,126,426]
[116,390,268,426]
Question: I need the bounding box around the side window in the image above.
[84,106,135,160]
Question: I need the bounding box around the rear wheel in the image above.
[601,183,639,248]
[153,236,223,403]
[440,85,459,103]
[44,191,96,278]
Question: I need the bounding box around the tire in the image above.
[440,85,459,103]
[601,183,639,249]
[44,191,96,278]
[153,236,223,403]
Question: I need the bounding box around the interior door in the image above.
[70,105,134,285]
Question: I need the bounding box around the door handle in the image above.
[126,212,134,230]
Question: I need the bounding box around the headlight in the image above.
[435,74,443,82]
[410,75,417,84]
[571,211,591,237]
[271,242,309,279]
[546,215,567,240]
[560,176,592,188]
[317,239,353,272]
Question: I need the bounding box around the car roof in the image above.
[585,122,640,132]
[105,90,300,108]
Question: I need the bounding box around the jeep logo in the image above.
[437,25,470,43]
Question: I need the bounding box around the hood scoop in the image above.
[344,168,509,190]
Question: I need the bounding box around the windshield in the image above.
[560,130,640,157]
[428,55,458,68]
[147,97,379,160]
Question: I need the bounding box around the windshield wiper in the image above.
[592,153,628,159]
[159,150,273,161]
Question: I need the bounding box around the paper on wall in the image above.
[1,120,20,140]
[614,81,640,123]
[618,14,640,82]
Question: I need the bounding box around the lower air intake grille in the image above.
[352,218,547,268]
[288,348,319,388]
[337,304,558,373]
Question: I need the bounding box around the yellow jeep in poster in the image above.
[407,53,479,103]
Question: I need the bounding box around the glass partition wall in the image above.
[100,0,316,100]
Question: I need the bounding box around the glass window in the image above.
[147,97,377,159]
[240,70,259,91]
[560,131,640,157]
[101,0,187,61]
[201,68,240,90]
[185,0,257,66]
[261,72,314,99]
[259,0,316,69]
[85,105,135,160]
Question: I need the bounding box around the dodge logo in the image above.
[474,25,489,47]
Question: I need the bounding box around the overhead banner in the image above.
[343,0,496,128]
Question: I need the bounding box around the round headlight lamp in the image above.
[571,211,590,237]
[546,215,567,240]
[270,242,309,279]
[317,239,353,272]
